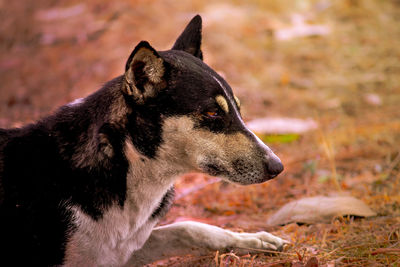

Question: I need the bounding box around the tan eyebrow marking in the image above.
[216,95,229,113]
[234,95,241,108]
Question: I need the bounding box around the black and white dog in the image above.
[0,15,285,266]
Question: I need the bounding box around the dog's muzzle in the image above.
[245,127,284,180]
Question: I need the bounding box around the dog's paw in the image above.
[232,231,288,253]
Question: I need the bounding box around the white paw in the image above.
[232,231,288,253]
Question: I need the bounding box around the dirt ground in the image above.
[1,0,399,266]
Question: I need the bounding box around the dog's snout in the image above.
[265,156,284,177]
[245,129,284,179]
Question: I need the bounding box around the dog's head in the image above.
[122,15,283,185]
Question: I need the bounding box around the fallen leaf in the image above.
[247,117,318,134]
[267,196,376,226]
[304,257,318,267]
[363,93,382,106]
[258,133,300,144]
[35,4,86,21]
[275,14,330,41]
[295,250,303,261]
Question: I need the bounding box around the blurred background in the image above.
[1,0,399,265]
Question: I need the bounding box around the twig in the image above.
[219,252,240,267]
[214,250,219,266]
[386,150,400,177]
[321,240,399,258]
[371,248,400,255]
[343,240,398,250]
[318,128,341,191]
[233,246,297,256]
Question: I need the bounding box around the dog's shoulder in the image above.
[0,75,130,214]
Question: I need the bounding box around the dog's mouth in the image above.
[230,158,279,185]
[200,162,228,177]
[199,159,281,185]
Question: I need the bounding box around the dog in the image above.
[0,15,285,266]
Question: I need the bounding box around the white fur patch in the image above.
[64,204,152,267]
[67,97,84,107]
[64,136,184,266]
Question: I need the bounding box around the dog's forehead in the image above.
[160,50,233,97]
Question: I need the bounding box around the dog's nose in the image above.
[264,152,284,178]
[265,157,284,177]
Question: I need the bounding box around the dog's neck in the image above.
[122,138,181,223]
[64,78,189,212]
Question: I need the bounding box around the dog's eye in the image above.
[205,111,219,118]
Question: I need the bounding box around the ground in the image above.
[1,0,399,266]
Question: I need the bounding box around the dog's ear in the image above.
[172,15,203,60]
[123,41,166,103]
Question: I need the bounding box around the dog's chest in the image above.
[64,197,165,267]
[63,140,179,266]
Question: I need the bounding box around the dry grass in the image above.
[1,0,399,266]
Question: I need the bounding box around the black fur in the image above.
[172,15,203,60]
[150,187,175,219]
[0,78,130,265]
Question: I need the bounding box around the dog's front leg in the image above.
[125,221,287,266]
